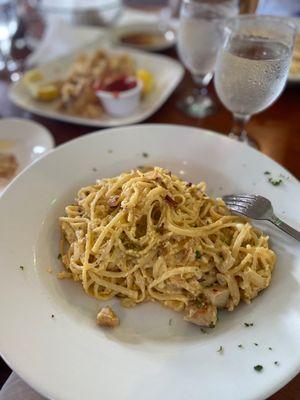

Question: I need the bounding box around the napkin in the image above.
[0,373,44,400]
[26,7,161,67]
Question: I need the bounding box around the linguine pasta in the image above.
[59,167,276,327]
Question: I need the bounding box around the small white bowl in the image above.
[96,79,142,117]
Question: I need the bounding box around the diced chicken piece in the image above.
[96,306,119,328]
[203,286,230,308]
[183,303,217,327]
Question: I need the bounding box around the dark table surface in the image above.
[0,4,300,400]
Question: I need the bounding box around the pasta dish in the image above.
[59,167,276,327]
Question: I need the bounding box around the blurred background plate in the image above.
[113,22,177,52]
[0,118,54,195]
[10,43,184,127]
[288,17,300,83]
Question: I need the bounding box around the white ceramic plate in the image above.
[113,23,177,52]
[9,44,184,127]
[0,125,299,400]
[0,118,54,195]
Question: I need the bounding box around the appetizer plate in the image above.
[0,118,54,195]
[9,44,184,127]
[0,125,299,400]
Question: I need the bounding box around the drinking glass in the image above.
[176,0,238,118]
[0,0,19,79]
[214,15,296,146]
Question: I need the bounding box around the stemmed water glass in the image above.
[176,0,238,118]
[214,15,296,146]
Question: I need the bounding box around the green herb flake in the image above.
[217,346,223,354]
[254,343,258,346]
[92,167,97,172]
[244,322,254,327]
[268,347,273,351]
[200,328,208,334]
[168,318,173,326]
[268,177,283,186]
[238,344,243,348]
[254,365,263,372]
[57,254,62,260]
[195,250,201,259]
[274,361,279,366]
[108,149,113,154]
[19,265,24,270]
[51,314,55,319]
[142,152,149,158]
[264,171,271,175]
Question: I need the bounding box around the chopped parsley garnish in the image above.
[268,347,273,351]
[108,149,113,154]
[254,365,263,372]
[238,344,243,348]
[264,171,271,175]
[244,322,254,327]
[92,167,97,172]
[195,250,201,259]
[217,346,223,354]
[200,328,208,334]
[51,314,55,318]
[19,265,24,270]
[268,177,282,186]
[274,361,279,366]
[142,152,149,158]
[57,254,62,260]
[168,318,172,326]
[254,343,258,346]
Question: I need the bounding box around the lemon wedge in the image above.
[136,69,154,95]
[23,69,60,101]
[36,84,60,101]
[23,69,44,85]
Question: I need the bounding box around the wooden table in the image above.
[0,26,300,400]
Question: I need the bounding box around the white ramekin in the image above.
[96,79,142,117]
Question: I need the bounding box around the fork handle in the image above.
[269,215,300,241]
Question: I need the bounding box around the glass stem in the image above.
[0,38,11,68]
[230,113,250,140]
[192,73,212,96]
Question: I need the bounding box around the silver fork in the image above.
[223,194,300,241]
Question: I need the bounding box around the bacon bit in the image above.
[155,177,167,188]
[165,195,178,207]
[107,195,119,207]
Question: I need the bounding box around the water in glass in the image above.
[215,35,292,116]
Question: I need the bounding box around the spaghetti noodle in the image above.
[59,167,276,327]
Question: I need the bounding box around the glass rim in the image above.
[224,14,297,36]
[181,0,239,17]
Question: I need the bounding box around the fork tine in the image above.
[226,205,248,216]
[224,198,252,206]
[223,195,256,203]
